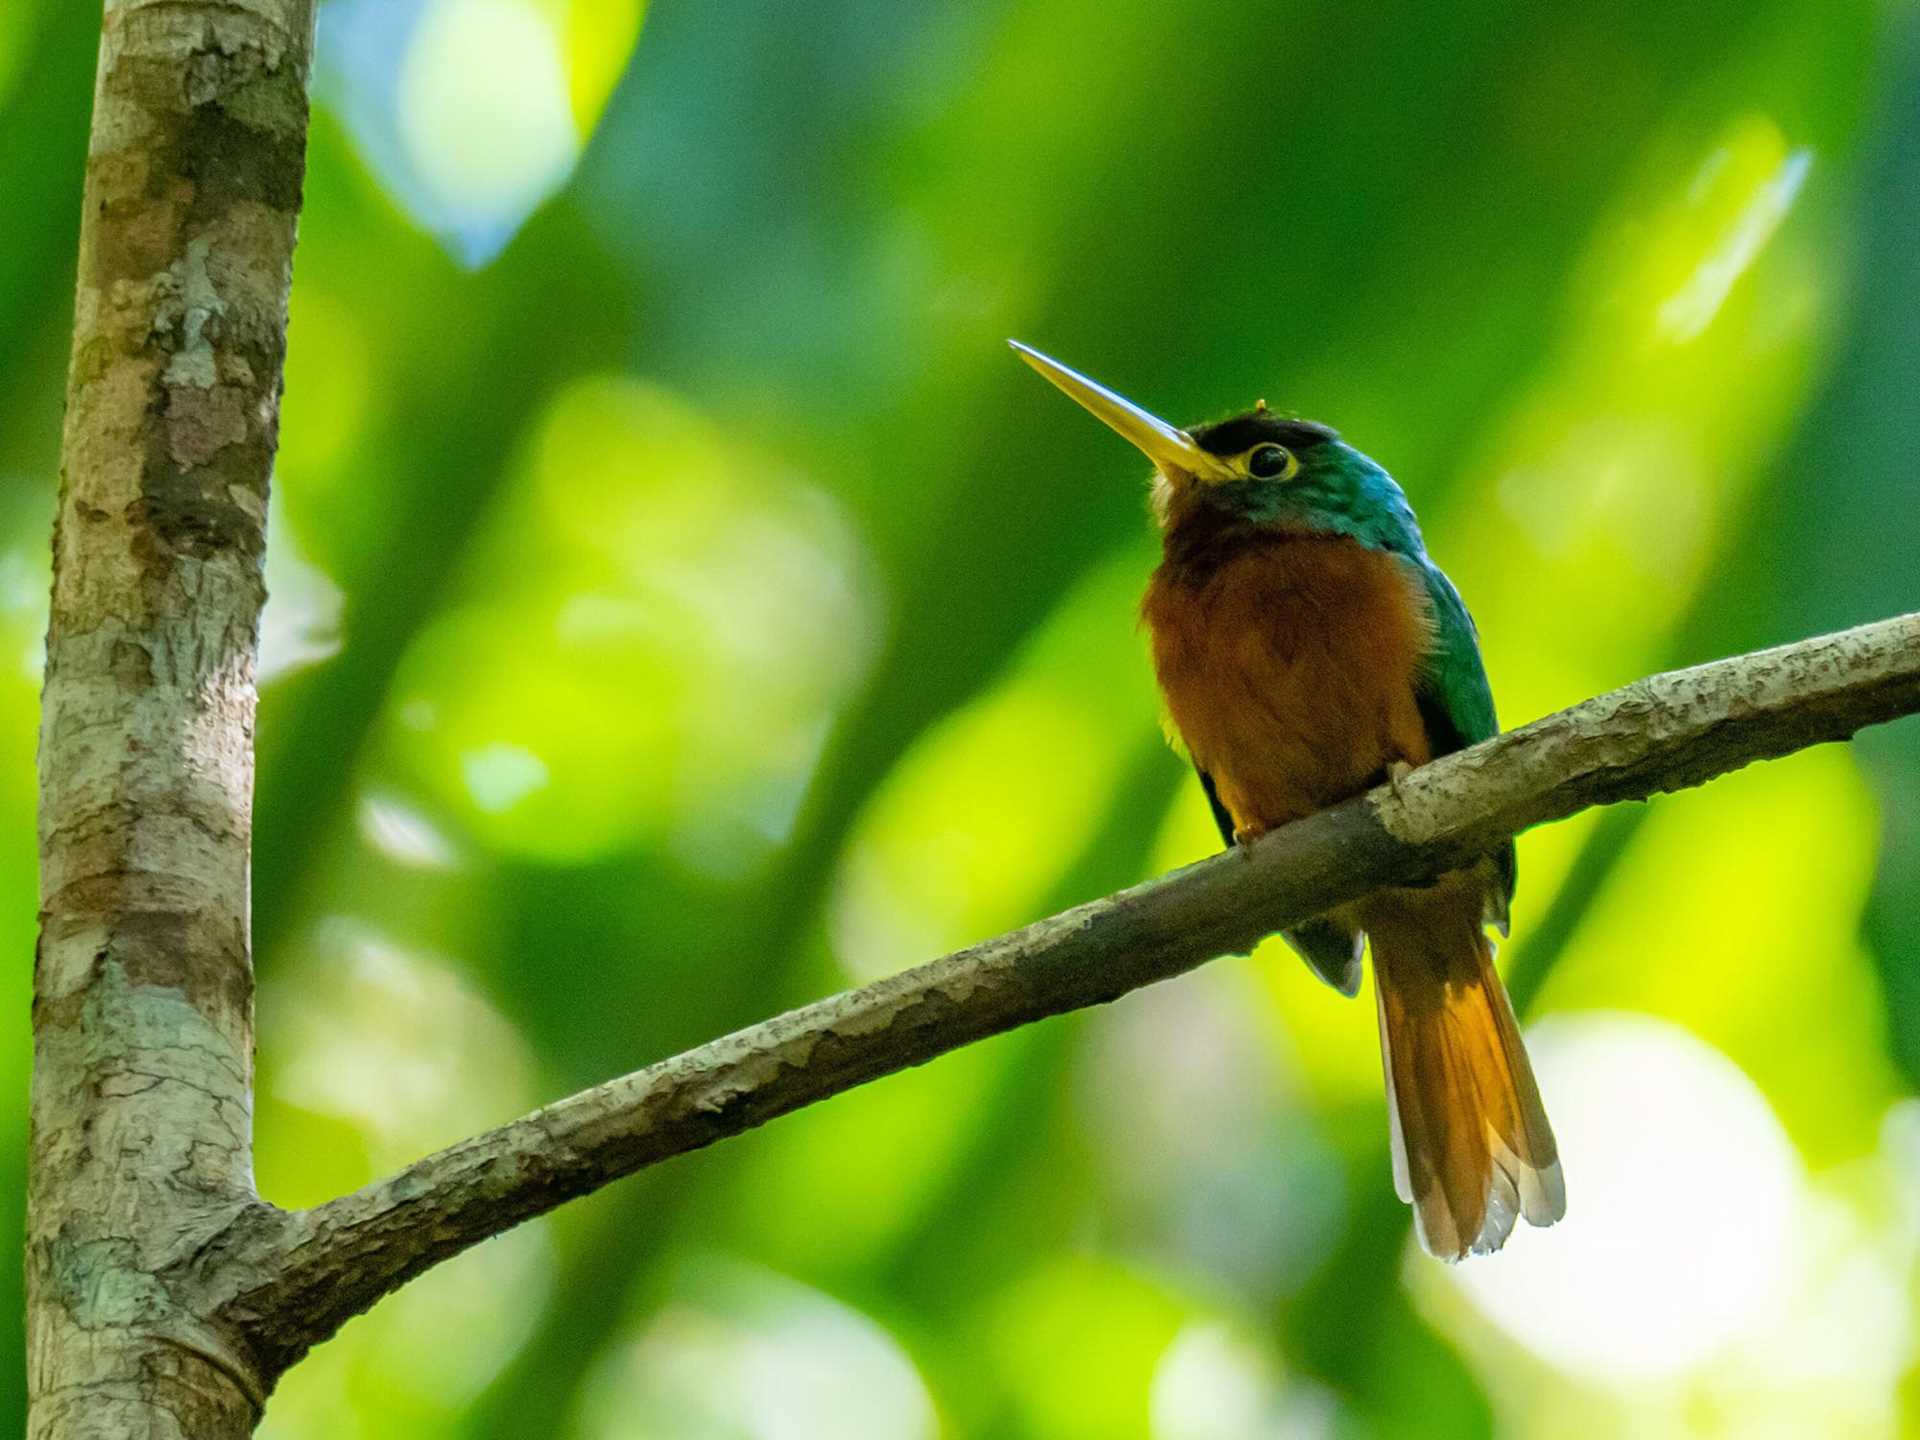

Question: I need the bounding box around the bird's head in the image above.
[1011,340,1421,554]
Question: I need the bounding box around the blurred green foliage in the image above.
[4,1,1919,1436]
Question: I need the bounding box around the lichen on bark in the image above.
[29,3,318,1435]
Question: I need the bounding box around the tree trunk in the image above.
[29,2,316,1434]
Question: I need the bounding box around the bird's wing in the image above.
[1196,765,1236,847]
[1412,560,1517,922]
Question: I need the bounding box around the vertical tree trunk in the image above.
[29,3,316,1435]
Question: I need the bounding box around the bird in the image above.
[1011,339,1563,1259]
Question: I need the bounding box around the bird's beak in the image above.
[1009,340,1238,485]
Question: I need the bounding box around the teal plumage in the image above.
[1410,555,1518,923]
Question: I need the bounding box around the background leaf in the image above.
[3,2,1916,1435]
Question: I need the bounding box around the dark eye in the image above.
[1247,444,1291,479]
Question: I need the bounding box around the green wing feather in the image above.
[1412,559,1517,919]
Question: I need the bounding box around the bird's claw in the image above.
[1385,760,1415,804]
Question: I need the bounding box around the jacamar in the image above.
[1013,341,1563,1259]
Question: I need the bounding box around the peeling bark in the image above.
[30,3,316,1436]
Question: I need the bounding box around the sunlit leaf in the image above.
[386,376,879,867]
[315,0,647,264]
[982,1255,1194,1440]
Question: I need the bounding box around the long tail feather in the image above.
[1367,880,1563,1260]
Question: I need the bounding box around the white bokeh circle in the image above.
[1447,1011,1802,1384]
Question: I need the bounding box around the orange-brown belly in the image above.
[1142,533,1435,836]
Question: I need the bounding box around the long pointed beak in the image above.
[1009,340,1237,484]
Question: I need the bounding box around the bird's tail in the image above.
[1367,881,1564,1260]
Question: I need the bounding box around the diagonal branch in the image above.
[225,610,1920,1379]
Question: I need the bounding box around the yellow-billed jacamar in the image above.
[1013,340,1563,1260]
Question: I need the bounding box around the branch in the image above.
[228,610,1920,1376]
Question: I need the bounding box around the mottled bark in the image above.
[30,2,316,1437]
[220,610,1920,1377]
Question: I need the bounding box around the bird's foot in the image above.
[1385,760,1415,804]
[1232,823,1268,849]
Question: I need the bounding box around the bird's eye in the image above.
[1247,444,1292,479]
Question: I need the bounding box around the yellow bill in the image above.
[1009,339,1238,484]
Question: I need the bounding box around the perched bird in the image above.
[1012,340,1562,1259]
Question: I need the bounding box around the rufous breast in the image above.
[1141,531,1436,835]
